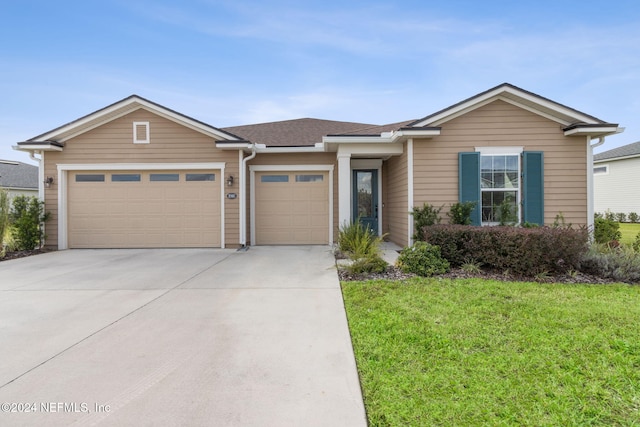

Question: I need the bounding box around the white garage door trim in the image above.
[57,163,226,250]
[249,164,334,246]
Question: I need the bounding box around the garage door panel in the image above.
[255,171,329,245]
[68,170,221,248]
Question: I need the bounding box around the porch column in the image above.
[337,152,351,226]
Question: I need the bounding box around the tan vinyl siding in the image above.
[43,108,240,249]
[413,100,588,226]
[247,153,338,244]
[382,144,408,246]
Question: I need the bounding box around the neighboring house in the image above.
[0,160,38,201]
[593,141,640,215]
[14,83,621,250]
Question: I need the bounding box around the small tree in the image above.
[410,203,443,240]
[10,195,50,250]
[447,201,477,225]
[593,217,621,244]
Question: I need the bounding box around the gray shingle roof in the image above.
[222,118,377,147]
[0,160,38,189]
[594,141,640,162]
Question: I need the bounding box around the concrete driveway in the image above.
[0,247,366,426]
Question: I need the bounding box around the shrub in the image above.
[580,244,640,284]
[552,212,572,229]
[498,200,518,226]
[594,212,603,220]
[422,224,589,276]
[633,232,640,253]
[593,217,621,244]
[410,203,442,240]
[0,189,10,256]
[339,221,381,258]
[338,221,388,274]
[616,212,627,223]
[447,201,477,225]
[347,255,388,275]
[628,212,639,223]
[397,241,450,277]
[604,210,616,221]
[9,195,50,251]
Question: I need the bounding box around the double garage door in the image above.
[68,170,221,248]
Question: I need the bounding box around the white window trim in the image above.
[475,148,522,225]
[593,164,609,175]
[133,121,150,144]
[249,164,334,246]
[56,162,226,250]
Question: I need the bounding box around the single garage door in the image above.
[255,171,329,245]
[68,170,221,248]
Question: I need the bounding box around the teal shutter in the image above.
[522,151,544,225]
[458,152,481,225]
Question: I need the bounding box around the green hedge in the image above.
[422,225,589,276]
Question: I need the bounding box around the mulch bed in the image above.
[338,263,615,284]
[0,249,51,262]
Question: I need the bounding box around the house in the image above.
[0,160,38,201]
[593,141,640,216]
[14,83,621,250]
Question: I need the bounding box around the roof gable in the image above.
[410,83,609,128]
[26,95,241,143]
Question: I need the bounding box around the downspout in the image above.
[239,143,257,247]
[29,150,45,200]
[587,136,605,234]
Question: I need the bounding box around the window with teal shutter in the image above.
[458,152,481,225]
[522,151,544,225]
[459,150,544,226]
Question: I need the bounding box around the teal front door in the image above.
[353,169,378,233]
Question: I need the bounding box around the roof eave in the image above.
[14,141,64,152]
[563,124,622,137]
[324,127,441,144]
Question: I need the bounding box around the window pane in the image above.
[186,173,215,181]
[260,175,289,183]
[482,190,518,224]
[75,174,105,182]
[112,174,141,182]
[356,171,373,217]
[150,173,179,182]
[295,174,323,182]
[593,166,607,174]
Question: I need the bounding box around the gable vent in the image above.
[133,121,150,144]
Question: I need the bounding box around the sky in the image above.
[2,0,639,164]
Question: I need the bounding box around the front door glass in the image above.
[353,170,378,233]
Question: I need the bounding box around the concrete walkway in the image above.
[0,247,366,426]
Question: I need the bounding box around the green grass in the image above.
[619,223,640,245]
[342,278,640,426]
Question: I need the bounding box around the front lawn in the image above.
[619,222,640,245]
[342,278,640,426]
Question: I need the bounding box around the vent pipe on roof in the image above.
[239,143,257,247]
